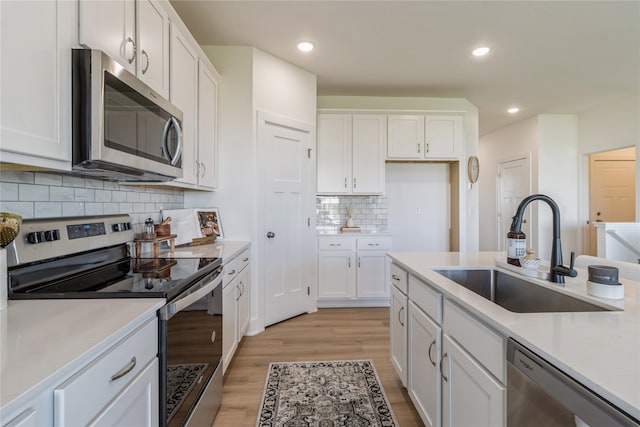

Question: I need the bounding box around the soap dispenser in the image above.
[507,229,526,266]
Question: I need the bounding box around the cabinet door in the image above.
[197,62,219,189]
[317,115,351,194]
[78,0,136,72]
[408,301,441,427]
[352,115,386,194]
[387,115,424,159]
[317,251,356,299]
[237,266,250,339]
[0,0,73,170]
[90,359,159,427]
[170,23,199,186]
[136,0,169,97]
[390,285,407,387]
[442,334,506,427]
[424,115,462,159]
[222,280,239,373]
[356,251,388,298]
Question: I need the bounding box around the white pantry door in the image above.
[258,112,315,327]
[498,156,531,251]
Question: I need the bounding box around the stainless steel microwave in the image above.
[72,49,183,181]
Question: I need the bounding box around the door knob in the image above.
[266,231,275,239]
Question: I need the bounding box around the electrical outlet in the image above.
[415,207,422,215]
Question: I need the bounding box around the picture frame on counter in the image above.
[195,208,224,240]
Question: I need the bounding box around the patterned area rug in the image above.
[167,363,208,422]
[256,360,398,427]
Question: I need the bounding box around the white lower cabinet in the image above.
[390,282,407,386]
[408,301,441,427]
[441,334,506,427]
[391,265,506,427]
[53,317,159,426]
[222,248,251,373]
[317,235,391,307]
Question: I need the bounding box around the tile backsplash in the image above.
[0,171,183,233]
[316,195,388,233]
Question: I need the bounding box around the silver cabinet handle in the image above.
[200,161,206,178]
[426,143,430,153]
[236,283,241,301]
[417,143,421,154]
[242,257,249,262]
[353,177,357,189]
[357,257,361,268]
[124,36,136,64]
[141,49,150,74]
[344,177,347,189]
[368,243,380,246]
[392,274,400,281]
[266,231,275,239]
[348,257,351,268]
[329,243,342,247]
[440,353,448,382]
[111,357,136,381]
[228,269,236,276]
[398,306,404,327]
[428,340,436,367]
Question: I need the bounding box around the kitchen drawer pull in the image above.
[428,340,436,367]
[125,37,136,64]
[440,353,448,382]
[398,306,405,326]
[329,243,342,247]
[242,257,249,262]
[348,257,351,268]
[141,49,150,74]
[392,274,400,281]
[367,243,380,246]
[110,357,137,381]
[228,269,236,276]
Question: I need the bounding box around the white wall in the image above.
[185,46,316,335]
[386,162,450,251]
[317,95,480,252]
[478,116,538,251]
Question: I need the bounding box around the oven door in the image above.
[159,266,223,427]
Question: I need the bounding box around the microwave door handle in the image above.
[162,117,183,166]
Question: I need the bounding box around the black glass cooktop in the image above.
[9,247,221,301]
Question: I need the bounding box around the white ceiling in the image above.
[169,0,640,136]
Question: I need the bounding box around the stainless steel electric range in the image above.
[6,214,223,427]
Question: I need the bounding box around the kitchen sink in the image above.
[434,268,612,313]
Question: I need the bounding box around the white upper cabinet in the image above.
[136,0,169,97]
[387,114,463,160]
[79,0,169,98]
[0,0,74,170]
[196,61,219,190]
[170,23,199,187]
[317,114,385,195]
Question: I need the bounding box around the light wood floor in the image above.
[212,307,424,427]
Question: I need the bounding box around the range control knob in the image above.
[112,223,122,232]
[27,231,46,244]
[112,222,133,232]
[44,229,60,241]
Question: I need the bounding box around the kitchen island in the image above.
[389,251,640,424]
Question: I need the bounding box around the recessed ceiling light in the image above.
[297,42,314,52]
[507,107,520,114]
[472,46,491,57]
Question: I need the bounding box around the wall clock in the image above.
[467,155,479,184]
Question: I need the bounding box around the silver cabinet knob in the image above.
[266,231,275,239]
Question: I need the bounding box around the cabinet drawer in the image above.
[237,249,250,272]
[408,275,442,324]
[356,236,391,250]
[223,257,239,287]
[318,237,355,250]
[53,317,158,427]
[390,264,408,294]
[444,299,505,382]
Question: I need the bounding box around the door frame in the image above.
[496,153,532,251]
[256,110,317,327]
[579,145,637,255]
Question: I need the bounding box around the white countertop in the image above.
[388,251,640,420]
[316,231,392,237]
[0,298,164,415]
[160,240,250,261]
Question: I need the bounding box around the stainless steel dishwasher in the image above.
[507,338,639,427]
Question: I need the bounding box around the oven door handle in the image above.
[160,268,222,320]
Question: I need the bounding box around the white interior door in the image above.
[498,156,531,251]
[259,113,315,327]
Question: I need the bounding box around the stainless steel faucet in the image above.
[510,194,577,284]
